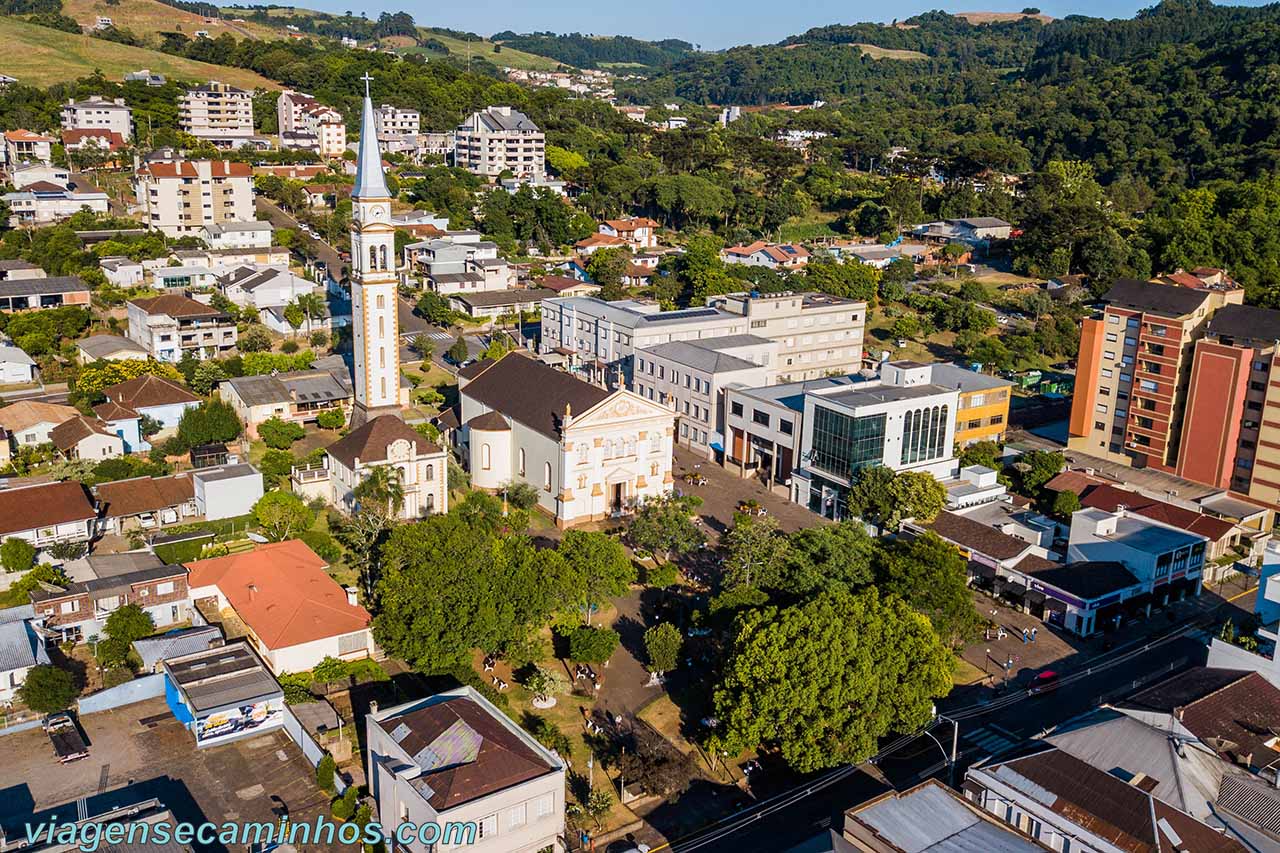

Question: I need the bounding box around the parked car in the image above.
[1028,670,1061,696]
[43,711,89,763]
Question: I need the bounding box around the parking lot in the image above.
[0,698,341,851]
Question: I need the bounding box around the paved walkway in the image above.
[593,591,664,722]
[672,446,821,536]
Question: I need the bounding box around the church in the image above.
[458,354,676,527]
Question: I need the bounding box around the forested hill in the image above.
[783,11,1044,66]
[489,31,695,69]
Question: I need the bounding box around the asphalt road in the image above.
[255,197,342,272]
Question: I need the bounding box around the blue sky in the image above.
[301,0,1273,50]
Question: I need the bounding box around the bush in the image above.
[152,534,214,565]
[239,325,271,353]
[278,672,315,705]
[104,603,155,643]
[501,480,540,511]
[259,417,306,450]
[1,538,36,574]
[95,637,132,669]
[316,754,336,792]
[300,529,343,564]
[644,562,678,589]
[566,626,620,664]
[316,409,345,430]
[102,667,134,689]
[18,665,77,713]
[310,330,329,348]
[522,712,572,756]
[280,339,300,354]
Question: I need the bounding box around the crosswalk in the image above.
[964,724,1021,757]
[401,330,453,343]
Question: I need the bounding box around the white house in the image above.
[192,463,264,521]
[366,687,566,853]
[0,400,79,446]
[0,345,37,385]
[217,265,316,308]
[101,374,200,434]
[100,257,145,287]
[186,540,374,675]
[49,415,125,461]
[201,221,273,250]
[0,606,49,704]
[459,354,675,527]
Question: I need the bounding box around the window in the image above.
[1095,421,1106,430]
[1139,380,1158,393]
[536,794,554,818]
[810,406,886,478]
[481,443,491,470]
[990,414,1003,425]
[60,600,79,614]
[1107,314,1120,324]
[779,419,793,436]
[1095,403,1108,414]
[1104,350,1116,361]
[900,405,948,464]
[478,815,497,839]
[681,424,688,437]
[1105,332,1118,343]
[337,632,366,655]
[752,410,770,427]
[507,804,526,829]
[426,493,435,512]
[518,449,526,476]
[543,462,552,492]
[156,581,175,595]
[1101,368,1114,379]
[425,464,434,481]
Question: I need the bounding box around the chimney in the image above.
[563,402,573,428]
[368,699,379,717]
[345,586,359,607]
[247,583,257,601]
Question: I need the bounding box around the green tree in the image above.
[316,408,345,429]
[585,247,631,300]
[446,335,469,364]
[567,625,619,663]
[845,465,897,527]
[890,471,947,524]
[315,754,336,792]
[559,529,635,622]
[722,513,789,592]
[1,538,36,574]
[252,491,314,542]
[875,532,982,647]
[1051,489,1082,519]
[410,333,435,361]
[522,665,567,703]
[1019,449,1066,496]
[258,416,306,450]
[710,587,952,772]
[353,465,406,517]
[643,622,681,674]
[500,480,540,511]
[957,440,1001,470]
[10,564,70,598]
[238,325,272,353]
[189,360,226,395]
[18,665,78,714]
[103,603,155,643]
[176,399,243,448]
[627,494,704,561]
[779,521,876,596]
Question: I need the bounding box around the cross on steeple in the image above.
[360,72,373,98]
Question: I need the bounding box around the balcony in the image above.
[292,461,330,484]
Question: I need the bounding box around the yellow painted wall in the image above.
[955,390,1010,446]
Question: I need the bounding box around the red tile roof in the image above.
[137,160,252,178]
[129,293,226,319]
[186,540,370,650]
[61,129,125,150]
[4,129,54,143]
[1044,470,1109,495]
[0,481,96,536]
[1178,671,1280,768]
[105,374,200,410]
[96,474,194,518]
[1081,483,1234,542]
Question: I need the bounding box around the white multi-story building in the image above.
[133,159,255,237]
[277,90,346,158]
[127,293,238,361]
[402,238,512,295]
[634,335,777,457]
[350,80,401,427]
[60,96,132,142]
[373,103,419,138]
[366,687,567,853]
[201,220,273,250]
[540,297,748,380]
[455,106,545,180]
[460,355,675,527]
[792,361,963,519]
[2,130,54,167]
[2,184,109,227]
[179,81,255,147]
[707,290,866,381]
[317,414,449,519]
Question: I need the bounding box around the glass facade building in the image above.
[901,404,949,465]
[809,405,886,480]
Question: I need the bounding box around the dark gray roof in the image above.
[0,275,87,298]
[848,781,1042,853]
[0,259,40,272]
[78,334,147,359]
[452,287,556,309]
[821,381,956,409]
[132,626,223,673]
[1018,560,1141,600]
[163,642,280,714]
[29,563,187,604]
[1206,303,1280,343]
[641,340,762,375]
[192,463,259,483]
[1103,278,1211,316]
[460,354,610,440]
[468,106,539,133]
[224,369,351,408]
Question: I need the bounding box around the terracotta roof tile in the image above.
[924,511,1031,561]
[0,481,96,536]
[326,415,440,470]
[1081,484,1234,542]
[105,375,199,410]
[96,474,195,518]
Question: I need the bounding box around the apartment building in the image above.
[599,217,659,250]
[373,103,419,137]
[706,290,866,381]
[792,361,963,520]
[178,81,255,147]
[2,129,54,167]
[540,296,747,381]
[634,335,777,457]
[454,106,545,180]
[1068,274,1243,473]
[1181,303,1280,505]
[276,89,346,158]
[126,293,237,361]
[916,361,1013,446]
[133,159,255,237]
[2,183,109,227]
[402,238,512,294]
[60,95,132,141]
[366,687,566,853]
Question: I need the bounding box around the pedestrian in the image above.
[1031,627,1038,643]
[1021,628,1028,644]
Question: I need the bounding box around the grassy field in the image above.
[63,0,280,43]
[777,209,841,242]
[853,43,929,61]
[0,16,277,88]
[418,28,565,72]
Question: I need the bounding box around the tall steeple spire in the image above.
[353,73,390,199]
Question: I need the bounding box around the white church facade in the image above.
[459,355,676,527]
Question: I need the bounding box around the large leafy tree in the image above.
[103,603,155,643]
[711,587,953,772]
[627,494,705,561]
[558,530,635,623]
[722,513,790,592]
[875,532,983,648]
[252,492,314,542]
[779,521,876,597]
[19,665,78,714]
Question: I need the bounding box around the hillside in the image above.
[61,0,280,43]
[414,28,565,72]
[0,15,276,87]
[488,31,695,69]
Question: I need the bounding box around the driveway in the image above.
[0,697,340,851]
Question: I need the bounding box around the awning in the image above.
[1024,589,1046,606]
[968,562,996,580]
[1002,582,1028,601]
[710,442,725,453]
[1044,598,1067,613]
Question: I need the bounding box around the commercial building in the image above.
[60,96,132,141]
[366,687,566,852]
[724,375,857,488]
[1068,274,1244,476]
[707,291,866,381]
[923,362,1013,446]
[133,159,255,237]
[186,540,373,674]
[127,293,237,361]
[454,106,545,180]
[178,81,256,148]
[841,779,1044,853]
[634,335,776,457]
[162,642,286,747]
[459,354,675,527]
[792,361,962,519]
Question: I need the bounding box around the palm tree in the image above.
[295,291,327,337]
[353,464,405,518]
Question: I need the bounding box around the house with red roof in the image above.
[186,539,373,674]
[599,216,659,249]
[721,240,810,270]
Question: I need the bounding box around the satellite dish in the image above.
[246,532,269,544]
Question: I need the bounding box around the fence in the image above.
[0,711,43,737]
[282,705,348,795]
[77,673,165,715]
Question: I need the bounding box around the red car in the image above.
[1029,670,1061,696]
